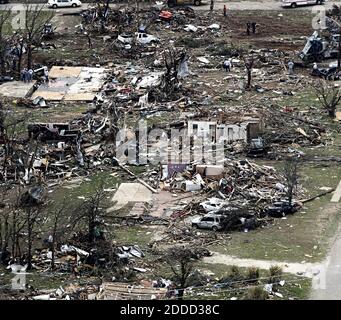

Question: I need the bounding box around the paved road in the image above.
[311,216,341,300]
[195,0,341,11]
[203,251,319,276]
[1,1,341,12]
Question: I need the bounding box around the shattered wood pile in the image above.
[97,282,167,300]
[162,159,302,208]
[261,106,328,147]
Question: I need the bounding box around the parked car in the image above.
[246,137,268,158]
[0,76,14,83]
[168,0,202,7]
[281,0,324,9]
[48,0,82,9]
[191,214,224,231]
[199,198,226,213]
[265,201,300,218]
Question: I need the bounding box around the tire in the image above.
[72,3,77,7]
[192,224,198,229]
[127,218,135,226]
[194,0,201,5]
[291,3,297,8]
[52,4,57,9]
[212,226,218,232]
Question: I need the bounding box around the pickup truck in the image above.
[117,32,159,45]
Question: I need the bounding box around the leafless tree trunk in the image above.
[25,206,41,270]
[23,4,55,69]
[313,80,341,118]
[73,182,107,244]
[164,247,195,300]
[244,56,255,90]
[282,157,300,206]
[0,10,11,76]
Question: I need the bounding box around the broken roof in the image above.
[32,66,108,101]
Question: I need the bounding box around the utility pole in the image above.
[338,26,341,70]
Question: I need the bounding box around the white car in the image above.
[48,0,82,9]
[281,0,324,8]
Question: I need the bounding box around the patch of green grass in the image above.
[188,263,311,300]
[113,225,155,248]
[0,266,68,291]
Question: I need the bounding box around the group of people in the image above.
[20,68,34,83]
[246,22,257,35]
[20,66,49,83]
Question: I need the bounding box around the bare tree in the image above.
[282,157,300,206]
[164,246,196,299]
[244,56,255,90]
[49,201,68,269]
[23,4,55,69]
[20,185,45,270]
[73,182,107,244]
[0,186,11,261]
[326,5,341,70]
[313,80,341,118]
[0,10,12,75]
[9,185,26,258]
[0,101,35,183]
[24,206,40,270]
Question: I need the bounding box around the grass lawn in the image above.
[188,263,311,300]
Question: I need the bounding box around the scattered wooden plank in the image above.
[331,180,341,203]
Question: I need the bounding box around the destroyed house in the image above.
[187,117,262,143]
[97,282,168,300]
[28,123,80,142]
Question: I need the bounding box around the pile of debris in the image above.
[261,106,328,149]
[162,160,301,208]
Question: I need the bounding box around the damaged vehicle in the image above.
[192,214,224,231]
[168,0,202,6]
[199,198,226,213]
[246,138,268,158]
[117,32,159,46]
[264,201,301,218]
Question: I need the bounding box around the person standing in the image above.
[210,0,214,12]
[288,61,294,75]
[223,5,227,17]
[28,69,33,82]
[223,59,232,72]
[246,22,251,36]
[312,62,319,75]
[20,68,25,82]
[43,66,49,82]
[23,68,28,83]
[251,22,257,34]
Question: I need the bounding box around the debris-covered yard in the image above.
[1,0,341,301]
